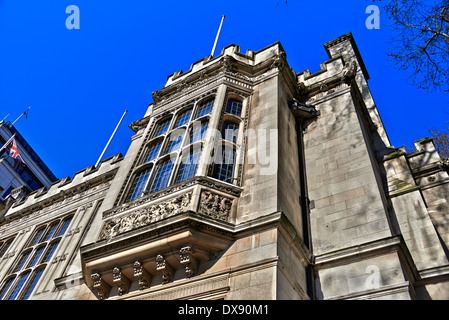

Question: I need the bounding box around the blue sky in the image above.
[0,0,448,179]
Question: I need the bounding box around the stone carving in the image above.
[112,267,130,296]
[99,193,192,240]
[180,245,197,278]
[156,254,173,284]
[198,191,233,222]
[133,261,151,290]
[129,117,150,133]
[341,60,357,84]
[91,272,111,300]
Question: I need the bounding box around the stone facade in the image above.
[1,32,449,300]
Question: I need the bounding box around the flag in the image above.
[7,138,25,169]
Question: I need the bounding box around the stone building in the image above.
[0,122,58,214]
[1,32,449,300]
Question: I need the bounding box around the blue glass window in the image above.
[21,268,44,300]
[226,99,243,117]
[29,228,45,247]
[213,147,237,184]
[0,239,13,258]
[6,272,30,300]
[27,246,45,268]
[152,118,171,138]
[42,223,58,242]
[164,131,185,154]
[195,99,214,119]
[174,109,192,128]
[55,217,73,237]
[190,120,209,143]
[42,240,60,263]
[144,141,162,163]
[13,251,31,273]
[176,148,202,183]
[222,122,240,144]
[0,277,14,300]
[125,168,152,202]
[150,159,175,193]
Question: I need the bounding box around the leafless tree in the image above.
[429,124,449,158]
[373,0,449,92]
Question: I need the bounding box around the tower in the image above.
[1,33,449,300]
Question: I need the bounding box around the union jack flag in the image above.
[7,138,25,169]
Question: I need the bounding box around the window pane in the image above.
[55,217,73,237]
[222,122,239,144]
[0,277,15,299]
[144,141,162,163]
[0,240,13,258]
[174,109,192,128]
[164,131,185,154]
[41,223,58,242]
[195,99,214,119]
[6,271,30,300]
[190,120,209,144]
[150,159,175,193]
[226,99,243,117]
[27,246,45,268]
[29,229,45,247]
[176,148,202,183]
[125,168,152,203]
[21,268,44,300]
[41,240,60,263]
[13,251,31,273]
[152,118,171,138]
[213,147,236,184]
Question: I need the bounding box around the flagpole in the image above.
[11,107,31,127]
[95,109,128,168]
[1,114,9,122]
[0,133,16,153]
[211,15,225,57]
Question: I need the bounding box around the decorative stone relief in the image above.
[112,267,131,296]
[91,272,111,300]
[133,261,151,290]
[180,245,197,278]
[99,193,192,240]
[198,191,233,222]
[156,254,174,284]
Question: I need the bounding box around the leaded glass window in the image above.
[174,109,192,128]
[176,148,202,183]
[150,159,175,193]
[164,130,185,155]
[0,215,73,300]
[190,120,209,144]
[125,168,152,202]
[213,147,237,184]
[144,141,162,163]
[222,121,239,144]
[152,118,171,138]
[195,99,214,119]
[226,99,243,117]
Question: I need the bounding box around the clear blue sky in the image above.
[0,0,447,179]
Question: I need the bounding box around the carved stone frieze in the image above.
[99,193,192,240]
[198,191,233,222]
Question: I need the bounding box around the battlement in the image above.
[164,41,286,88]
[1,153,123,221]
